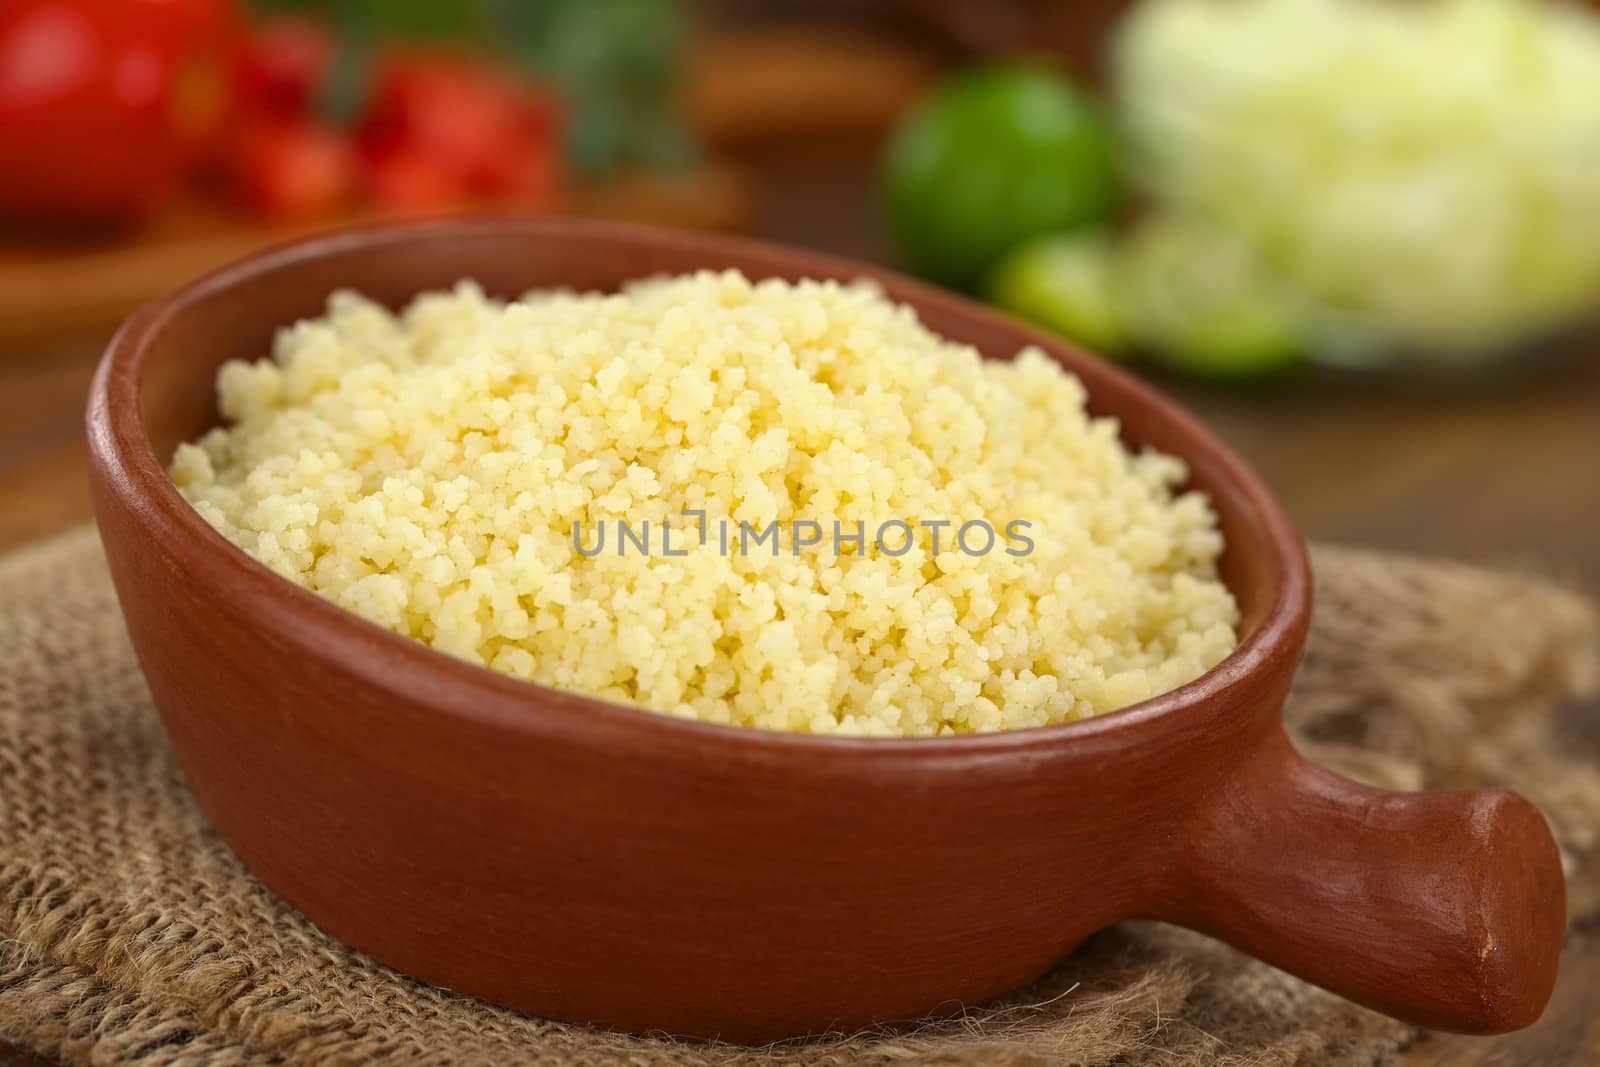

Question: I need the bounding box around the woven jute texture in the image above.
[2,528,1597,1067]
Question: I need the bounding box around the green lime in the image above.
[988,233,1128,357]
[882,65,1118,291]
[1120,215,1307,379]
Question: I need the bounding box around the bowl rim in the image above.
[88,215,1311,758]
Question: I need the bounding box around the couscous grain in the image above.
[171,272,1238,736]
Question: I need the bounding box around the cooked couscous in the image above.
[170,272,1238,736]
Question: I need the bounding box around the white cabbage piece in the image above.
[1115,0,1600,356]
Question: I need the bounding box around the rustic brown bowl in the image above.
[86,217,1565,1043]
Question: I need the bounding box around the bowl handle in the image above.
[1165,726,1565,1034]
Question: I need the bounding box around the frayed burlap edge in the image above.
[1,528,1596,1067]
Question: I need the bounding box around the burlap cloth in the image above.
[2,528,1598,1067]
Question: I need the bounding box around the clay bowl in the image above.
[87,217,1565,1043]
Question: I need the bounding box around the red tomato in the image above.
[234,16,333,120]
[478,88,562,206]
[138,0,242,169]
[357,52,561,211]
[142,0,239,54]
[365,149,466,215]
[0,0,239,225]
[231,120,355,221]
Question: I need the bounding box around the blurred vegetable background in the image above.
[0,0,704,228]
[882,0,1600,380]
[1,0,1598,384]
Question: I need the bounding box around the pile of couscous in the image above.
[171,272,1238,736]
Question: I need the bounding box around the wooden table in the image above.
[2,153,1596,1065]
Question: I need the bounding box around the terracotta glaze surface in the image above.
[85,218,1565,1042]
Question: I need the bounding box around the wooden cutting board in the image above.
[0,164,752,348]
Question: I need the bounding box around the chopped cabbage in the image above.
[1116,0,1600,357]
